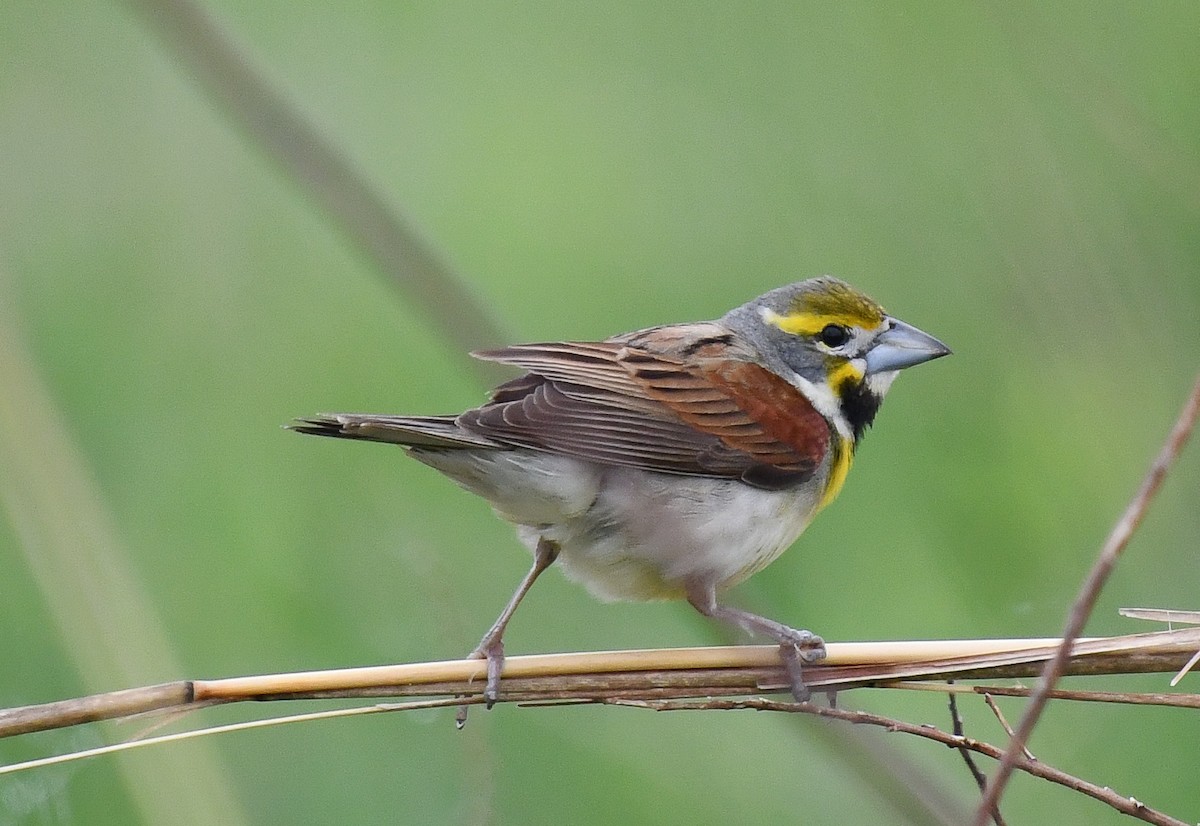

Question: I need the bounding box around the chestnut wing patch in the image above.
[619,351,830,488]
[464,339,829,489]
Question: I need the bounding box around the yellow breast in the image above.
[818,436,854,511]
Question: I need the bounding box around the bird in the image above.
[293,277,949,713]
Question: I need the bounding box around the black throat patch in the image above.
[838,379,884,443]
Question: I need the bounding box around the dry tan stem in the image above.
[2,637,1197,823]
[4,630,1200,740]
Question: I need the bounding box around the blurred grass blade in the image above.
[121,0,512,383]
[0,279,247,826]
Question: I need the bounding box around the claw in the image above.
[456,638,505,726]
[479,639,505,709]
[779,643,812,702]
[778,634,825,702]
[793,632,826,663]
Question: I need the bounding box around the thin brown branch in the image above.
[895,680,1200,710]
[982,694,1032,760]
[121,0,511,383]
[977,684,1200,710]
[948,686,1005,826]
[976,375,1200,824]
[618,698,1188,826]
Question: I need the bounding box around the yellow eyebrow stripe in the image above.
[762,309,880,336]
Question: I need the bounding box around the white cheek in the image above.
[866,370,899,397]
[786,371,853,441]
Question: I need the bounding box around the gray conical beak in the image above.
[864,318,951,375]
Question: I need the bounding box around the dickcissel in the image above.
[295,277,948,707]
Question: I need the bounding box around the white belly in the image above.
[519,465,824,601]
[414,447,826,603]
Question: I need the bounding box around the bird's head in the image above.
[725,276,950,442]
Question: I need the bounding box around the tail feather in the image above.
[290,414,501,449]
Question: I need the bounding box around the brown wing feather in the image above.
[619,350,830,485]
[461,380,758,478]
[463,327,830,489]
[475,341,643,398]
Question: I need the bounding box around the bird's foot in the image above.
[472,637,506,708]
[454,637,505,729]
[776,629,825,703]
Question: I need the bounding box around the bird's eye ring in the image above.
[818,324,850,348]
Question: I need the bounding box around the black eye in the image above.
[818,324,850,348]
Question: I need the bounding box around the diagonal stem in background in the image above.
[975,376,1200,824]
[121,0,512,384]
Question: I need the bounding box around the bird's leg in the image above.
[456,537,560,726]
[685,582,825,702]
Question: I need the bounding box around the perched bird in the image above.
[294,277,948,710]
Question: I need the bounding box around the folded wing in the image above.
[466,332,830,490]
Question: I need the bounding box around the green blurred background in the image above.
[2,1,1198,823]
